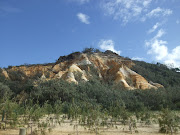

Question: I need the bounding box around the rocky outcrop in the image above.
[3,52,163,90]
[2,69,9,79]
[149,81,164,88]
[66,64,88,84]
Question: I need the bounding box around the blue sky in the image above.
[0,0,180,68]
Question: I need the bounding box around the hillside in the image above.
[1,49,164,90]
[0,48,180,111]
[132,61,180,88]
[0,48,180,135]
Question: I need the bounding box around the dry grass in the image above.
[0,121,167,135]
[1,112,180,135]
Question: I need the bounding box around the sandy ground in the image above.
[1,113,180,135]
[0,121,168,135]
[50,122,164,135]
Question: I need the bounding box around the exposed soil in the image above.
[0,122,168,135]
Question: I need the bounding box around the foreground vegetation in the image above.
[0,78,180,134]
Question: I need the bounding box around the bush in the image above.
[158,108,180,134]
[82,47,95,54]
[0,82,12,100]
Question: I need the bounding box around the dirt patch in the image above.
[0,122,167,135]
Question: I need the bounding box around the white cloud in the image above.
[146,39,168,60]
[143,0,152,7]
[146,29,180,67]
[71,0,90,4]
[132,57,145,61]
[146,7,172,18]
[176,20,180,24]
[98,39,121,55]
[101,0,152,24]
[101,1,173,24]
[165,46,180,67]
[148,22,161,33]
[77,13,90,24]
[154,29,165,39]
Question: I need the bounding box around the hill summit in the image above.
[2,49,163,90]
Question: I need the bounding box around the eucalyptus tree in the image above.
[158,108,180,134]
[68,98,81,135]
[84,105,103,135]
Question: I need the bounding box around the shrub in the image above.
[158,108,180,134]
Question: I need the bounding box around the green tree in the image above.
[0,82,12,101]
[158,108,180,134]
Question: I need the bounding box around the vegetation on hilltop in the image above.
[132,61,180,87]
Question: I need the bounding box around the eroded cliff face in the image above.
[3,52,163,90]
